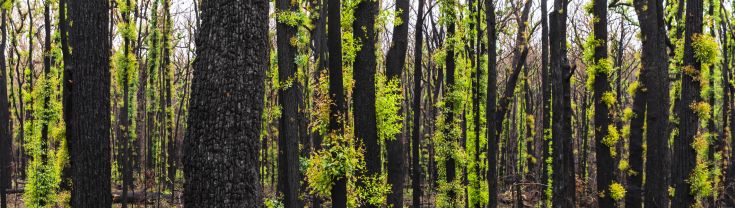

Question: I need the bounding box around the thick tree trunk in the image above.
[353,0,380,205]
[276,0,303,205]
[182,0,267,206]
[632,0,671,206]
[65,0,112,206]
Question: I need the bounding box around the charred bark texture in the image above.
[182,0,268,206]
[385,0,410,205]
[632,0,672,205]
[65,0,113,206]
[276,0,303,206]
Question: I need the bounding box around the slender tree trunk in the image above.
[327,0,347,203]
[412,0,426,205]
[160,0,176,200]
[0,8,10,208]
[672,0,703,205]
[540,0,551,203]
[723,15,735,207]
[445,8,458,202]
[591,0,615,205]
[276,0,303,204]
[385,0,410,205]
[486,0,498,205]
[65,0,112,206]
[117,0,135,206]
[550,0,575,204]
[626,65,647,208]
[22,0,33,178]
[182,0,267,206]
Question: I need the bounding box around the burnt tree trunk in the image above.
[672,0,703,205]
[327,0,348,203]
[0,8,9,208]
[276,0,303,205]
[411,0,426,205]
[486,0,498,205]
[182,0,267,206]
[385,0,410,205]
[65,0,113,206]
[626,71,647,208]
[632,0,672,205]
[550,0,575,205]
[540,0,550,203]
[591,0,615,205]
[723,15,735,207]
[352,0,380,205]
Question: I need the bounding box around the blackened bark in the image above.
[672,0,703,205]
[723,17,735,207]
[632,0,671,205]
[327,0,347,203]
[550,1,575,205]
[591,0,614,206]
[540,0,550,203]
[161,0,176,198]
[472,0,482,193]
[626,76,646,208]
[493,0,531,139]
[353,0,380,200]
[385,0,410,205]
[118,1,134,206]
[486,0,498,206]
[468,1,483,203]
[0,8,9,208]
[523,72,534,179]
[445,15,458,203]
[41,0,52,163]
[65,0,112,206]
[58,0,72,193]
[182,0,267,206]
[411,0,425,206]
[276,0,303,206]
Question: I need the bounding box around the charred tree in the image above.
[590,0,615,205]
[411,0,426,205]
[327,0,348,203]
[353,0,380,203]
[385,0,410,205]
[550,0,576,204]
[65,0,113,206]
[672,0,703,205]
[182,0,268,206]
[486,0,498,205]
[626,72,646,208]
[0,7,9,208]
[276,0,303,205]
[631,0,672,205]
